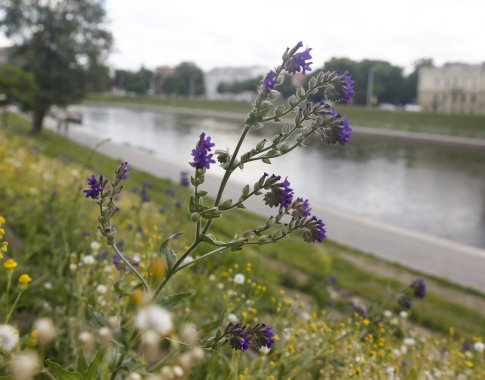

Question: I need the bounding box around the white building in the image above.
[204,66,269,101]
[418,63,485,114]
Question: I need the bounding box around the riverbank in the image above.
[86,94,485,143]
[9,112,485,336]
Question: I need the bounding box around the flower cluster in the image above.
[263,176,294,209]
[83,175,103,199]
[191,133,216,170]
[263,70,278,91]
[339,117,352,146]
[283,42,313,75]
[342,70,355,104]
[217,322,274,352]
[397,278,427,309]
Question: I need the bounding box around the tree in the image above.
[0,64,38,127]
[161,62,204,97]
[0,0,113,132]
[403,58,433,104]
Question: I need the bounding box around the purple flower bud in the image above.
[342,70,355,104]
[410,278,426,298]
[191,133,216,170]
[339,117,352,146]
[83,174,102,199]
[180,171,190,187]
[263,70,278,90]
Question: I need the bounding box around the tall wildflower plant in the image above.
[82,42,357,374]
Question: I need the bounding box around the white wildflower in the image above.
[208,274,216,281]
[125,373,142,380]
[474,341,485,353]
[78,331,95,350]
[173,366,184,377]
[383,310,392,318]
[260,346,271,354]
[82,255,96,265]
[217,282,224,290]
[33,318,57,346]
[9,351,40,380]
[44,282,52,290]
[96,285,107,294]
[135,305,173,336]
[400,310,408,319]
[90,241,101,252]
[227,313,238,323]
[0,324,19,352]
[234,273,245,284]
[98,327,112,346]
[69,263,77,271]
[403,337,416,346]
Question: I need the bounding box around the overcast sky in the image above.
[2,0,485,72]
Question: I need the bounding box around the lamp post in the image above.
[366,66,376,108]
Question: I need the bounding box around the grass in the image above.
[86,93,485,139]
[7,113,485,338]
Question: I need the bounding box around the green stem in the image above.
[111,330,138,380]
[5,270,12,315]
[175,246,228,272]
[5,289,24,324]
[111,244,149,291]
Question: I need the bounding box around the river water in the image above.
[72,105,485,249]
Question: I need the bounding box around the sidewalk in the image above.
[45,118,485,293]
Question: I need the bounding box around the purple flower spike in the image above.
[191,133,216,170]
[294,48,313,74]
[120,162,130,180]
[83,175,102,199]
[339,117,352,146]
[263,325,275,349]
[411,279,427,298]
[281,177,294,209]
[263,70,278,90]
[342,70,355,103]
[284,44,313,75]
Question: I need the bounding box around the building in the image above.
[204,66,269,101]
[418,63,485,114]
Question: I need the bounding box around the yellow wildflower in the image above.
[0,216,5,225]
[4,258,17,271]
[0,228,4,239]
[19,274,32,288]
[1,241,8,252]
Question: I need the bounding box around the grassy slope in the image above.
[7,113,485,337]
[86,94,485,139]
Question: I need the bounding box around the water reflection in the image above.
[73,105,485,249]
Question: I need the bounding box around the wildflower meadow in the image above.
[0,42,484,379]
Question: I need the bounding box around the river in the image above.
[72,104,485,250]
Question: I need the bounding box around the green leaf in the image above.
[85,303,107,329]
[200,233,228,246]
[262,157,271,164]
[189,195,198,212]
[200,208,222,219]
[219,199,233,210]
[159,233,182,271]
[46,360,83,380]
[83,350,105,380]
[242,184,250,197]
[76,351,88,373]
[157,290,195,308]
[197,190,208,196]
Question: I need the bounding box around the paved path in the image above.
[45,117,485,293]
[84,101,485,150]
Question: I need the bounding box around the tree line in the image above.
[217,58,433,106]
